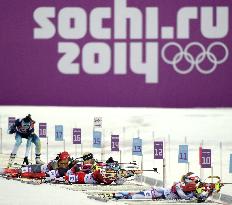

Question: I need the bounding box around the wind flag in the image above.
[39,123,47,138]
[178,145,188,163]
[94,117,102,128]
[154,141,163,159]
[8,117,15,129]
[55,125,63,141]
[132,138,142,156]
[93,131,101,148]
[201,149,211,168]
[111,135,119,151]
[73,128,81,144]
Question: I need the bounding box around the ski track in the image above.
[0,154,227,205]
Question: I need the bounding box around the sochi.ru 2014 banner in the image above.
[0,0,231,107]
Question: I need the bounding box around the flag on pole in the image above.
[111,135,119,151]
[201,149,211,168]
[154,141,163,159]
[55,125,63,141]
[94,117,102,128]
[39,123,47,138]
[73,128,81,144]
[93,131,101,148]
[132,138,142,156]
[178,145,188,163]
[8,117,15,129]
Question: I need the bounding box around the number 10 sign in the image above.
[201,149,211,168]
[154,141,163,159]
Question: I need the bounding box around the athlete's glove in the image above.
[8,128,16,134]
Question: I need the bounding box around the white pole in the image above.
[63,139,66,151]
[80,127,83,156]
[81,143,83,156]
[220,142,222,180]
[140,154,144,185]
[31,144,33,163]
[163,138,166,187]
[119,150,122,164]
[200,140,204,179]
[75,144,77,157]
[122,127,125,161]
[101,129,105,161]
[0,128,2,154]
[152,131,155,141]
[141,154,143,170]
[163,158,166,187]
[152,131,156,184]
[46,136,48,164]
[168,135,170,174]
[185,136,188,173]
[211,166,214,183]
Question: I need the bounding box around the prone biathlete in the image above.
[114,172,200,200]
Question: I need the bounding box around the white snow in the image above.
[0,177,119,205]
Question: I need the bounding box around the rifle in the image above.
[102,167,158,179]
[196,176,224,195]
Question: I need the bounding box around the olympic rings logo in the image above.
[161,42,229,74]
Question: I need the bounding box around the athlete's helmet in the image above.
[21,119,30,129]
[58,151,70,168]
[189,174,200,182]
[59,151,70,160]
[83,152,93,161]
[182,172,200,184]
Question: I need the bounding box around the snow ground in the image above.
[0,177,225,205]
[0,177,120,205]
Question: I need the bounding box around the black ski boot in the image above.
[35,154,45,165]
[23,157,29,165]
[7,154,16,168]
